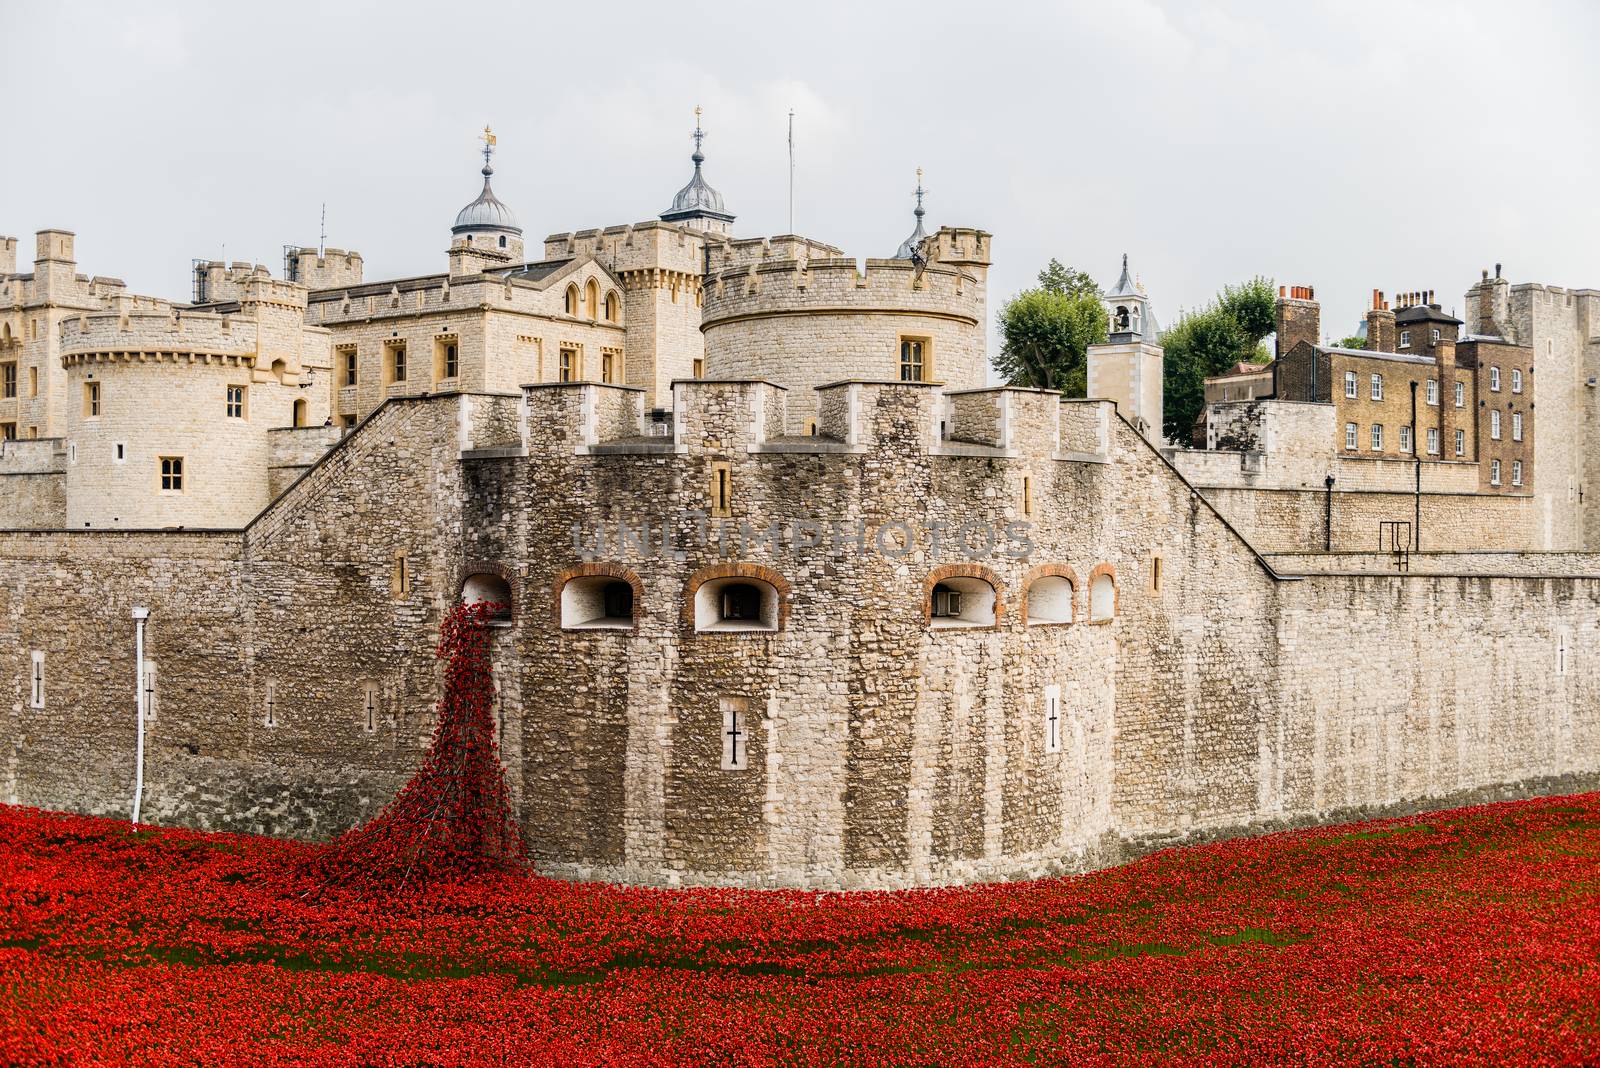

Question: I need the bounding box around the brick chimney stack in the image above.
[1274,284,1321,359]
[1366,289,1396,352]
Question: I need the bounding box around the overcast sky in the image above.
[2,0,1596,354]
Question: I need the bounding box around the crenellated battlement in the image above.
[283,247,363,291]
[63,308,256,359]
[704,234,847,274]
[702,256,986,326]
[544,220,709,276]
[516,379,1113,466]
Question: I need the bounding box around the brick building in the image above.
[1273,286,1532,491]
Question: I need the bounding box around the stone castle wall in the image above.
[0,438,65,528]
[1264,550,1600,576]
[1198,485,1535,553]
[1511,285,1600,549]
[2,386,1598,888]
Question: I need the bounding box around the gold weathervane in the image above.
[482,124,496,148]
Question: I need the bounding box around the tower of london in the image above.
[1,117,1597,889]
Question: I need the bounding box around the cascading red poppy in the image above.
[312,599,523,891]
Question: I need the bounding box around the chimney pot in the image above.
[1279,285,1286,298]
[1482,269,1490,281]
[1495,263,1502,279]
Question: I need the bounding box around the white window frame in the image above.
[1399,330,1411,349]
[1399,425,1412,454]
[1431,327,1441,342]
[1426,427,1439,455]
[1491,459,1501,486]
[1511,368,1523,394]
[1455,429,1465,456]
[1041,685,1063,755]
[1512,460,1523,486]
[1491,410,1501,440]
[1512,412,1523,442]
[1343,371,1357,399]
[1371,424,1383,451]
[1344,422,1358,450]
[29,650,44,709]
[1455,380,1465,408]
[720,696,749,771]
[1370,373,1383,400]
[1490,366,1501,392]
[1426,378,1438,405]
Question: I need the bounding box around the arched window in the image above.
[585,279,600,320]
[498,235,507,249]
[692,574,782,633]
[1025,574,1074,625]
[604,290,621,323]
[560,573,637,630]
[1088,565,1117,623]
[927,573,998,629]
[292,398,308,428]
[270,358,287,385]
[565,284,580,316]
[461,572,513,623]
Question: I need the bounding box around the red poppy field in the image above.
[0,791,1596,1067]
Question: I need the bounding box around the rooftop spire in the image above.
[893,167,929,260]
[452,124,521,237]
[661,105,734,231]
[1105,253,1158,340]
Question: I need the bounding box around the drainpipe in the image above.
[1410,380,1421,550]
[131,606,149,825]
[1323,474,1335,551]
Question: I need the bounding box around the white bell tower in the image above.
[1086,253,1164,444]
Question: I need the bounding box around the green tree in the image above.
[1334,334,1367,350]
[1216,277,1277,351]
[1036,258,1102,299]
[994,286,1109,396]
[1160,307,1247,442]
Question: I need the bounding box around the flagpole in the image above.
[787,109,795,235]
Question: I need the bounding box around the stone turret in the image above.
[284,247,363,291]
[701,226,990,433]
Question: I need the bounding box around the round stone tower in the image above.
[61,277,330,528]
[700,225,992,432]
